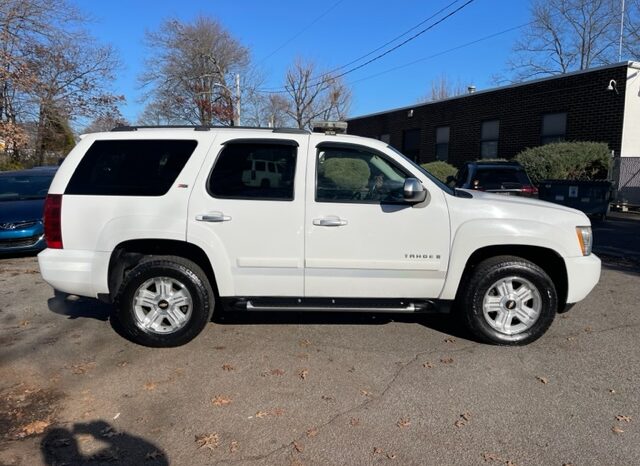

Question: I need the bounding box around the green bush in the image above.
[323,157,371,190]
[515,142,611,184]
[420,161,458,183]
[0,156,24,171]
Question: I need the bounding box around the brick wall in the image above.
[347,64,628,167]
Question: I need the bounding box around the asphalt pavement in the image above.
[0,216,639,465]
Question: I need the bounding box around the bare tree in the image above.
[242,92,291,128]
[509,0,621,81]
[83,112,129,133]
[625,0,640,58]
[139,16,250,126]
[283,58,351,130]
[419,74,467,102]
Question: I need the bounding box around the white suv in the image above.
[38,126,601,347]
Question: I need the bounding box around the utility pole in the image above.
[619,0,626,62]
[235,73,241,126]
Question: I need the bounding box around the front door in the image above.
[304,142,450,298]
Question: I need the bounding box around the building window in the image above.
[402,128,421,162]
[542,113,567,144]
[379,133,390,144]
[435,126,450,161]
[480,120,500,159]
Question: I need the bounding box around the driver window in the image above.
[316,146,408,203]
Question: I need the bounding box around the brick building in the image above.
[346,62,640,168]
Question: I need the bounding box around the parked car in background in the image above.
[0,167,57,254]
[452,161,538,197]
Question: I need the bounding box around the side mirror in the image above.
[403,178,427,204]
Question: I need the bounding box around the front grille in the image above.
[0,235,43,249]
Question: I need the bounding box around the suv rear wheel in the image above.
[115,256,214,347]
[458,255,557,345]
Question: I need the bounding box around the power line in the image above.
[347,22,530,86]
[258,0,477,94]
[258,0,347,64]
[259,0,464,91]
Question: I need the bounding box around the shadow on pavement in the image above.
[47,291,113,321]
[41,420,168,465]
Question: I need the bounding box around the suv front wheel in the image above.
[115,256,214,347]
[458,255,557,345]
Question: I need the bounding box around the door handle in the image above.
[313,216,348,227]
[196,212,232,222]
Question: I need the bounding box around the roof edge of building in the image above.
[347,61,639,122]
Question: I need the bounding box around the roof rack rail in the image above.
[110,125,310,134]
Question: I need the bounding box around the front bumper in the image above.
[564,253,601,303]
[37,248,110,298]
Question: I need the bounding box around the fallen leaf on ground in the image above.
[306,427,318,437]
[69,362,96,375]
[117,361,128,367]
[196,433,219,450]
[612,426,624,434]
[373,447,384,455]
[298,339,311,347]
[615,415,632,422]
[461,412,471,421]
[293,441,304,452]
[609,388,616,394]
[349,418,360,426]
[536,376,548,384]
[145,450,163,460]
[321,395,334,402]
[397,418,411,428]
[422,361,434,368]
[144,381,157,391]
[454,419,466,428]
[100,426,120,438]
[566,336,576,341]
[19,319,29,327]
[506,461,517,466]
[212,395,233,406]
[360,389,373,397]
[21,420,50,436]
[444,337,455,343]
[270,368,285,376]
[584,326,593,333]
[440,358,454,364]
[299,369,309,380]
[222,364,235,371]
[387,452,397,459]
[255,411,269,418]
[229,440,239,453]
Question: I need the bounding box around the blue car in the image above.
[0,167,57,254]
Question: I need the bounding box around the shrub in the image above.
[323,157,371,190]
[515,142,610,184]
[420,161,458,183]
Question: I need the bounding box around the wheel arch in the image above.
[107,239,219,301]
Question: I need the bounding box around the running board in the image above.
[223,297,450,314]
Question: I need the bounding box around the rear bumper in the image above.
[37,248,110,298]
[564,254,601,303]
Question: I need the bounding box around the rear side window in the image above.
[208,142,297,201]
[65,140,197,196]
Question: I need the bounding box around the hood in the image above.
[462,189,584,216]
[0,198,46,223]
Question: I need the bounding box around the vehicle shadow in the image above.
[40,419,168,465]
[214,308,475,341]
[47,290,113,321]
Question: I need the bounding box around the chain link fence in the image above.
[611,157,640,207]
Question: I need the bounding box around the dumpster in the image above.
[537,180,612,219]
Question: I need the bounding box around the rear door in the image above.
[187,133,308,297]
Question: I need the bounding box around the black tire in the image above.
[115,256,214,347]
[457,255,557,345]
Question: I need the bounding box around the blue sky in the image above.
[78,0,531,122]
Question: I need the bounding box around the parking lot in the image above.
[0,215,639,466]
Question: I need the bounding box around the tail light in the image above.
[522,185,538,196]
[44,194,63,249]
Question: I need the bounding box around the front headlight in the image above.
[576,226,593,256]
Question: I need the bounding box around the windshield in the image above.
[386,145,455,195]
[0,173,54,201]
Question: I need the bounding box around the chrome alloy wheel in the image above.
[132,277,193,334]
[482,276,542,335]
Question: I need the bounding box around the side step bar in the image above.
[224,297,450,314]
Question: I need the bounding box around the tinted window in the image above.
[475,168,530,189]
[0,173,55,201]
[436,126,450,161]
[542,113,567,144]
[402,129,421,162]
[66,140,197,196]
[208,143,296,200]
[316,146,407,203]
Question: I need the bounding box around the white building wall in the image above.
[621,62,640,157]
